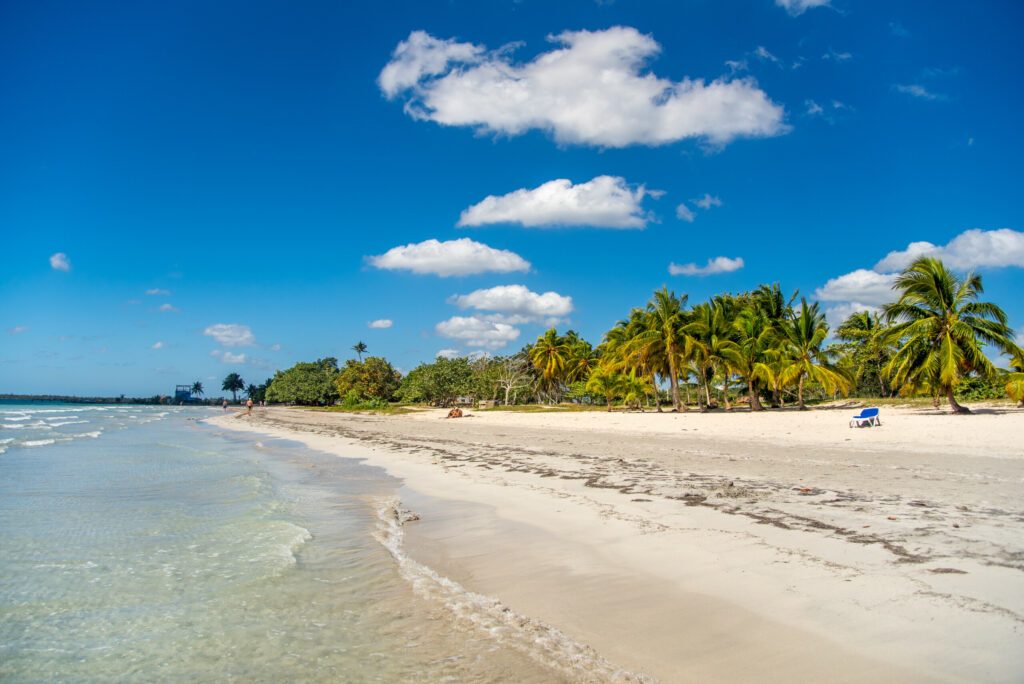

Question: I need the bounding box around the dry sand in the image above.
[210,404,1024,683]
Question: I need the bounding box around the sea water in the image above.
[0,403,564,682]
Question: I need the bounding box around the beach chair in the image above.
[849,407,881,428]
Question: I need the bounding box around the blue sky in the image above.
[2,0,1023,396]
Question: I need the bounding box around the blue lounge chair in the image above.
[849,407,881,428]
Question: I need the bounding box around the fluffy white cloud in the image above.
[692,193,722,209]
[824,302,880,330]
[805,99,824,115]
[874,229,1024,272]
[368,319,393,329]
[8,326,28,335]
[211,349,247,364]
[49,252,70,271]
[893,84,942,101]
[204,323,256,347]
[368,238,530,277]
[669,256,744,276]
[436,348,461,359]
[151,341,164,350]
[158,303,179,313]
[458,176,656,229]
[814,269,899,306]
[435,316,521,349]
[449,285,573,323]
[380,27,787,148]
[146,288,171,296]
[676,203,695,222]
[775,0,830,16]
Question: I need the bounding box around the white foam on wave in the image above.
[373,499,651,684]
[4,415,31,422]
[48,420,89,427]
[74,431,103,439]
[22,439,57,447]
[0,438,13,445]
[1,421,48,430]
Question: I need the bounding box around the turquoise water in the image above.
[0,404,561,682]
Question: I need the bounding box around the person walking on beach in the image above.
[222,399,228,411]
[246,398,254,415]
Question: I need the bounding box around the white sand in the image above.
[209,404,1024,683]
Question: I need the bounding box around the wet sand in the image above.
[210,404,1024,682]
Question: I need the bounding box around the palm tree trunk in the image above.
[651,372,663,412]
[668,363,683,411]
[702,371,712,411]
[748,379,763,411]
[722,376,731,410]
[797,375,807,410]
[946,388,971,414]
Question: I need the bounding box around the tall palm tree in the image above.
[585,368,622,412]
[834,310,894,397]
[529,328,570,403]
[1006,348,1024,406]
[725,307,776,411]
[352,341,368,362]
[779,299,851,409]
[629,287,691,411]
[882,257,1017,414]
[222,373,245,402]
[191,381,204,398]
[688,302,739,411]
[620,371,654,412]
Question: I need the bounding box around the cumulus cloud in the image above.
[449,285,573,324]
[874,229,1024,272]
[49,252,71,271]
[814,269,899,306]
[893,84,942,101]
[151,341,164,350]
[380,27,787,148]
[368,319,394,329]
[824,302,880,330]
[368,238,530,277]
[692,193,722,209]
[158,303,179,313]
[436,348,461,359]
[211,349,247,364]
[775,0,830,15]
[435,316,521,349]
[676,203,695,222]
[458,176,657,229]
[669,256,744,276]
[204,323,256,347]
[146,288,171,296]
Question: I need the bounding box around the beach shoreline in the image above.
[208,405,1024,682]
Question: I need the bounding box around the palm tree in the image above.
[191,381,204,398]
[779,299,851,409]
[585,368,622,411]
[834,310,894,397]
[352,341,368,362]
[882,257,1017,414]
[620,371,654,412]
[725,307,776,411]
[629,287,691,411]
[529,328,571,403]
[689,302,739,411]
[222,373,245,402]
[246,383,258,399]
[1006,348,1024,406]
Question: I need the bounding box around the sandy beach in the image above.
[210,405,1024,682]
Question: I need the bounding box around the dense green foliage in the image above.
[397,357,475,406]
[265,358,340,406]
[334,357,401,402]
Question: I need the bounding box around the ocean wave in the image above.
[373,499,651,684]
[1,421,48,430]
[0,438,14,445]
[74,431,103,439]
[22,439,57,447]
[47,419,90,427]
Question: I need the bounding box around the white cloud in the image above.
[204,323,256,347]
[380,27,787,148]
[775,0,830,16]
[151,341,164,350]
[436,348,461,359]
[874,229,1024,272]
[893,84,942,101]
[49,252,70,271]
[458,176,656,229]
[692,193,722,209]
[449,285,573,323]
[805,99,824,115]
[754,46,780,64]
[269,343,282,352]
[158,303,179,313]
[146,288,171,296]
[725,59,748,73]
[210,349,248,364]
[814,269,899,306]
[675,203,695,222]
[669,256,744,276]
[435,316,521,349]
[368,319,394,329]
[8,325,28,335]
[824,302,880,330]
[368,238,530,277]
[822,48,852,62]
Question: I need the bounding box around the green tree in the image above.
[190,381,204,398]
[335,356,402,402]
[833,310,895,397]
[264,358,340,406]
[585,368,623,411]
[1006,348,1024,406]
[529,329,571,403]
[397,357,474,407]
[352,341,368,362]
[725,307,775,411]
[630,286,691,411]
[882,257,1017,414]
[778,299,851,409]
[222,373,245,402]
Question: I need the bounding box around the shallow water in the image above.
[0,403,563,682]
